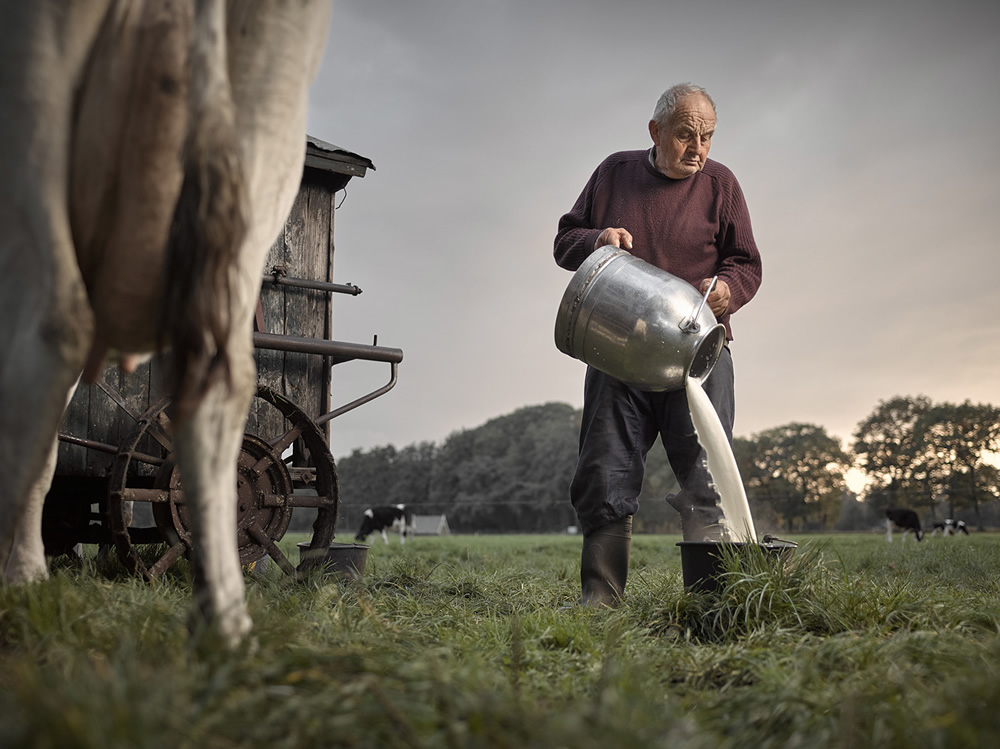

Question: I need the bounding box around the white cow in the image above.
[0,0,332,648]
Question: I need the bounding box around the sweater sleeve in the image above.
[553,166,605,271]
[715,175,762,316]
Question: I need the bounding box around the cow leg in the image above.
[0,4,111,582]
[160,0,327,648]
[381,529,389,545]
[172,342,256,649]
[4,436,59,582]
[4,380,80,581]
[0,241,88,584]
[885,519,893,543]
[163,0,332,650]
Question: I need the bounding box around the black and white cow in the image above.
[931,518,970,537]
[355,504,413,544]
[885,508,923,542]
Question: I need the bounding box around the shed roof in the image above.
[305,135,375,179]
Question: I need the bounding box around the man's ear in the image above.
[648,119,661,146]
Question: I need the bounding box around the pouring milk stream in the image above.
[685,376,756,542]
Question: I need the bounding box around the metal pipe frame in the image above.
[262,272,362,296]
[316,361,399,426]
[251,332,403,424]
[252,332,402,366]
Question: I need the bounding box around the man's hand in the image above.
[596,227,633,250]
[700,277,730,317]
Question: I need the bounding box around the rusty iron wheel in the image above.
[243,385,339,575]
[106,386,339,579]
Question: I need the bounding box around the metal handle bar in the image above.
[261,272,362,296]
[252,332,403,366]
[315,361,399,426]
[252,332,403,424]
[679,275,717,333]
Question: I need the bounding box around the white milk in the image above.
[685,378,757,543]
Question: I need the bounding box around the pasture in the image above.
[2,532,999,748]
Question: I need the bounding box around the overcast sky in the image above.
[304,0,1000,459]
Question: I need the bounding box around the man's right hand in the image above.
[595,227,633,250]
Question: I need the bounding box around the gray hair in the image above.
[651,83,716,126]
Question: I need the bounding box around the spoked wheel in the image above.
[243,385,339,573]
[106,386,339,579]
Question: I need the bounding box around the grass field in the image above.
[2,531,999,748]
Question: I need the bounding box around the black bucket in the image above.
[677,540,796,593]
[297,542,369,580]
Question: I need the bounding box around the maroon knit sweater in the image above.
[553,149,762,340]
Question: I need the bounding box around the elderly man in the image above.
[553,83,762,607]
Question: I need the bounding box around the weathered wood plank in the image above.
[323,185,336,445]
[131,358,166,483]
[118,359,153,467]
[284,181,329,420]
[85,364,120,478]
[58,377,92,477]
[252,229,290,437]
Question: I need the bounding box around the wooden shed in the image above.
[55,136,374,481]
[44,137,381,564]
[249,136,376,442]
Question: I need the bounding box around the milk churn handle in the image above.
[679,276,717,333]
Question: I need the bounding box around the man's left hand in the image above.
[700,278,730,317]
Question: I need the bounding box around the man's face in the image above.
[649,94,716,179]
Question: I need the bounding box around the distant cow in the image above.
[355,505,413,544]
[885,508,923,542]
[931,519,970,537]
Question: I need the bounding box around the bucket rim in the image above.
[296,541,371,551]
[676,540,798,551]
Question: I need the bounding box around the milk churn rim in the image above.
[559,246,629,355]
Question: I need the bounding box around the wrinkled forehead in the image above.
[669,94,716,130]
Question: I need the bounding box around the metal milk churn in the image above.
[554,246,726,391]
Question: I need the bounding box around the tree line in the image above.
[325,396,1000,536]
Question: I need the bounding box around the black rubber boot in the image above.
[579,515,632,608]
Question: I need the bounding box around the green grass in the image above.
[2,533,999,747]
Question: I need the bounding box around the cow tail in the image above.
[158,0,247,424]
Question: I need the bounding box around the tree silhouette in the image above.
[735,423,849,532]
[853,395,932,513]
[912,401,1000,530]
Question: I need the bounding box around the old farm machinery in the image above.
[41,138,401,578]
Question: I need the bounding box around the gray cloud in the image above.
[307,0,1000,457]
